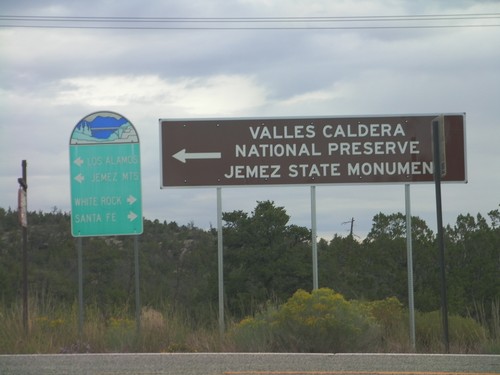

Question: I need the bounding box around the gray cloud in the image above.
[1,0,499,240]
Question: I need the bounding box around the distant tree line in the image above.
[0,202,498,325]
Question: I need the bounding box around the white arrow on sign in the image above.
[73,157,84,167]
[74,173,85,184]
[128,211,138,221]
[172,149,222,164]
[127,195,137,205]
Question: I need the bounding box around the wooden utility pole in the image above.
[342,217,355,238]
[18,160,28,333]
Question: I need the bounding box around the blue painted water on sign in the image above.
[70,113,139,144]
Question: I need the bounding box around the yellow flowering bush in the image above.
[109,317,134,330]
[34,316,67,331]
[229,306,278,352]
[231,288,381,352]
[273,288,380,352]
[365,297,409,351]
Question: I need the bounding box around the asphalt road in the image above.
[0,353,499,375]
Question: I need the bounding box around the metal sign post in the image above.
[77,237,83,338]
[432,116,450,353]
[405,184,416,351]
[217,187,225,336]
[311,186,318,290]
[134,235,141,335]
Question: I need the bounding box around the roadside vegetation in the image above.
[0,203,498,353]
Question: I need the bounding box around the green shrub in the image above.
[275,289,380,352]
[365,297,410,351]
[416,310,487,353]
[229,309,277,352]
[230,288,381,352]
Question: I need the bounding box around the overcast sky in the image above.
[1,0,499,240]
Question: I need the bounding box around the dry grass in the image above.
[1,297,498,354]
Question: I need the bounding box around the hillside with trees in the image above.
[0,202,498,352]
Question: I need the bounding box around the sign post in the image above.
[432,116,450,353]
[405,183,416,350]
[217,187,224,337]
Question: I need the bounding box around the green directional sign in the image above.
[69,111,143,237]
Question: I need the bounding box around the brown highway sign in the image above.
[159,114,466,188]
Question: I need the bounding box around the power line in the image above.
[1,13,499,30]
[2,24,499,30]
[1,13,500,21]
